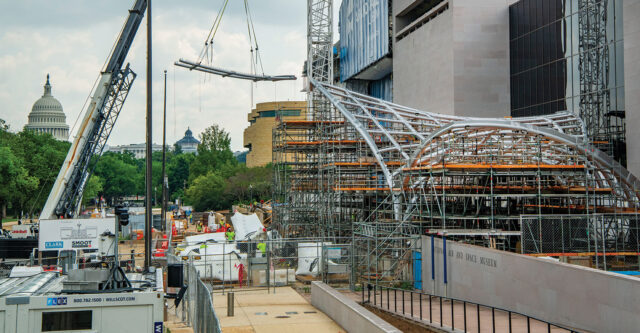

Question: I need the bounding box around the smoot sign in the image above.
[38,218,116,251]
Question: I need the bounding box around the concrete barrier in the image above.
[422,236,640,333]
[311,281,401,333]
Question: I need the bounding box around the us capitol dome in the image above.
[24,74,70,141]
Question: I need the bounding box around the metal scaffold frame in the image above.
[272,0,639,282]
[273,76,640,279]
[578,0,626,164]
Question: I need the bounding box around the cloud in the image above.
[0,0,341,151]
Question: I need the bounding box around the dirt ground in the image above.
[364,305,441,333]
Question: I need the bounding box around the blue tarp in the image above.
[339,0,390,81]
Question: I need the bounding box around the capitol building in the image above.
[24,74,69,141]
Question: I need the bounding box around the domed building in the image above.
[25,74,70,141]
[175,128,200,154]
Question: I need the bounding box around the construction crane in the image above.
[41,0,147,219]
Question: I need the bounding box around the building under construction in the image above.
[271,0,640,283]
[273,79,640,278]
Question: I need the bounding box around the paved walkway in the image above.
[213,287,346,333]
[345,289,583,333]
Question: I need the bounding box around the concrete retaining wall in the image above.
[421,236,640,333]
[311,282,401,333]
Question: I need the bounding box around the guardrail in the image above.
[169,254,222,333]
[363,284,581,333]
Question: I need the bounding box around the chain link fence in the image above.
[520,214,640,258]
[173,238,357,292]
[168,254,222,333]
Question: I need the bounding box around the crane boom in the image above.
[41,0,147,219]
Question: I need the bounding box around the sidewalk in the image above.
[213,287,346,333]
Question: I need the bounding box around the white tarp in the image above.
[230,212,265,241]
[295,242,332,276]
[39,218,116,251]
[184,232,227,246]
[179,243,246,281]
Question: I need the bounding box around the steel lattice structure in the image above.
[273,78,640,278]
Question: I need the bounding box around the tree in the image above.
[0,129,69,217]
[93,152,141,203]
[83,175,104,206]
[185,172,228,211]
[224,164,273,203]
[0,147,38,225]
[189,124,237,180]
[168,153,194,196]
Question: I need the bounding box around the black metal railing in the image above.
[362,284,580,333]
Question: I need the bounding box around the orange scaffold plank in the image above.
[429,185,612,192]
[403,164,586,171]
[283,140,364,146]
[332,187,405,192]
[524,204,640,213]
[324,161,405,167]
[281,120,345,126]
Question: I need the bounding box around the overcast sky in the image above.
[0,0,341,151]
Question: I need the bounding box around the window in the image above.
[259,110,301,118]
[42,310,92,331]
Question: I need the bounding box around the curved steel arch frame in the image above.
[293,79,640,263]
[310,78,639,207]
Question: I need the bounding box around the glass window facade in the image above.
[510,0,626,164]
[259,110,302,118]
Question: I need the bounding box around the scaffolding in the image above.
[273,78,640,281]
[578,0,626,164]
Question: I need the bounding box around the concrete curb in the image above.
[310,281,402,333]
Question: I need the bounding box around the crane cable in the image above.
[196,0,265,77]
[198,0,230,65]
[243,0,264,76]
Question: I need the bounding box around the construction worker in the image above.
[226,227,235,241]
[196,222,203,233]
[257,242,266,257]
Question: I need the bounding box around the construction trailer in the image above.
[0,270,164,333]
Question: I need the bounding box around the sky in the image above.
[0,0,341,152]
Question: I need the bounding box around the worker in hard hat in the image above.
[226,227,235,241]
[257,242,266,257]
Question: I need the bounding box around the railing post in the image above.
[362,284,364,304]
[440,297,443,327]
[429,295,432,323]
[508,311,512,333]
[387,287,390,310]
[402,289,405,314]
[492,307,495,333]
[464,301,467,332]
[548,323,551,333]
[374,285,377,306]
[420,293,422,321]
[451,299,454,331]
[527,317,531,333]
[410,291,413,317]
[395,288,397,312]
[477,304,481,333]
